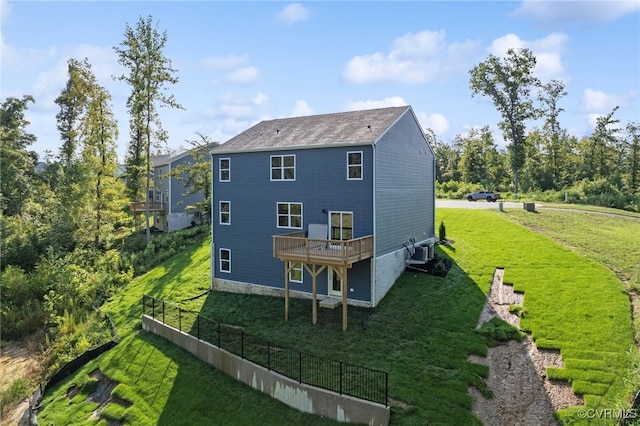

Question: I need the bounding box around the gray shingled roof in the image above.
[213,105,411,154]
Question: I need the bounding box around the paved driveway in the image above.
[436,199,530,209]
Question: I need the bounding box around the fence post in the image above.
[178,308,182,332]
[197,315,200,340]
[142,295,145,315]
[299,352,302,384]
[152,296,155,318]
[217,322,221,348]
[162,301,165,324]
[339,362,343,395]
[267,341,271,371]
[241,331,244,359]
[385,371,388,407]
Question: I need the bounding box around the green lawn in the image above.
[37,209,639,425]
[437,209,637,423]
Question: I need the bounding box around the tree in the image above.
[55,58,93,168]
[114,15,183,244]
[170,133,217,222]
[469,48,540,196]
[537,80,572,190]
[457,126,505,190]
[80,80,129,249]
[0,95,37,216]
[624,122,640,194]
[432,133,461,183]
[583,107,620,182]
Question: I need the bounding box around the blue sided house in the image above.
[210,105,436,330]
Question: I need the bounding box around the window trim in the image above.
[270,154,296,181]
[219,248,231,273]
[329,210,354,240]
[219,201,231,225]
[347,151,363,180]
[277,202,303,229]
[289,262,304,283]
[219,158,230,182]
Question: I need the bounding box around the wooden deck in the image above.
[273,231,374,331]
[272,233,373,266]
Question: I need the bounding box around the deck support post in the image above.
[342,265,348,331]
[285,261,290,321]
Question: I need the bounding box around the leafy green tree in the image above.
[469,48,541,196]
[55,58,93,168]
[582,107,620,182]
[114,15,183,244]
[433,132,461,183]
[624,122,640,194]
[80,81,129,249]
[170,133,217,222]
[537,80,572,190]
[0,95,37,216]
[457,126,505,190]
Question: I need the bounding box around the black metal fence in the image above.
[142,294,388,406]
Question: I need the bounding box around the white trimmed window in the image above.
[271,155,295,181]
[219,201,230,225]
[277,202,303,229]
[219,158,230,182]
[347,151,362,180]
[219,248,231,273]
[289,263,303,283]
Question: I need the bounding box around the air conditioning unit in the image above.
[411,246,429,262]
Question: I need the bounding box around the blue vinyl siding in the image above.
[374,110,436,256]
[213,146,374,302]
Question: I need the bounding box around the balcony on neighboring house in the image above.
[130,201,166,215]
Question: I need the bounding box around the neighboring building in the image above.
[210,106,436,329]
[131,151,207,232]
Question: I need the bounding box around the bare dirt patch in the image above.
[84,368,130,422]
[0,339,42,426]
[468,269,583,424]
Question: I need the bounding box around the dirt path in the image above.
[0,341,40,426]
[468,269,583,425]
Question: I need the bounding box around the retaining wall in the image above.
[142,315,390,425]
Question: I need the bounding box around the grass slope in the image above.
[37,238,339,426]
[37,209,638,425]
[437,209,637,422]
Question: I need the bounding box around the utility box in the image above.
[523,202,536,212]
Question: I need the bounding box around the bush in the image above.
[438,221,446,241]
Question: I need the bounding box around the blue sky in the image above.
[1,1,639,161]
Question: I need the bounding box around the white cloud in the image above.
[488,32,568,81]
[290,100,314,117]
[343,96,407,111]
[276,3,310,25]
[512,0,640,26]
[580,88,636,112]
[201,54,260,85]
[225,66,260,85]
[342,30,482,84]
[416,112,450,135]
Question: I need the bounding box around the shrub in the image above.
[438,221,447,241]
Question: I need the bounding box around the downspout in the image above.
[371,143,377,307]
[210,153,215,287]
